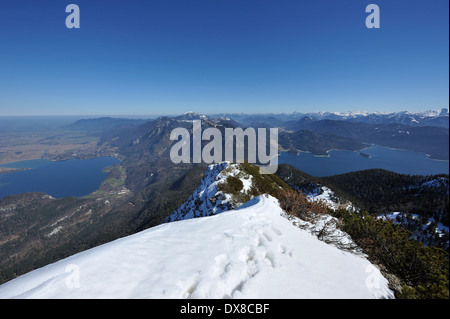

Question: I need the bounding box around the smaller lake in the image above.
[278,145,449,177]
[0,157,120,199]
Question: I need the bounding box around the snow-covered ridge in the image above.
[0,195,393,299]
[164,162,255,223]
[164,162,231,222]
[167,162,355,223]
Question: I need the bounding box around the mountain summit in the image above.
[0,163,393,299]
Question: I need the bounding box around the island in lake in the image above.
[360,152,371,158]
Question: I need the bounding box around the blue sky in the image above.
[0,0,448,116]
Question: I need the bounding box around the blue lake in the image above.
[278,145,449,177]
[0,157,120,199]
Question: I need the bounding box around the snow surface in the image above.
[164,162,232,222]
[306,186,356,212]
[0,195,393,299]
[164,162,257,223]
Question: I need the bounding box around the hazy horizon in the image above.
[0,107,448,119]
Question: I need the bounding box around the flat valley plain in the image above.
[0,127,118,166]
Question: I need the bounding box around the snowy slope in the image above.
[164,162,232,222]
[0,195,393,299]
[304,185,356,212]
[164,162,256,222]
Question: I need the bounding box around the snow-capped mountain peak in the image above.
[176,111,208,121]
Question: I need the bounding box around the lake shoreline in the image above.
[0,156,121,199]
[278,145,449,177]
[285,144,448,162]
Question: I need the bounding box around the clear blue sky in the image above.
[0,0,448,116]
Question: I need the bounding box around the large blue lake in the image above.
[0,157,120,199]
[278,145,449,177]
[0,146,448,199]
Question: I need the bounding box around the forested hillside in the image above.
[276,164,449,250]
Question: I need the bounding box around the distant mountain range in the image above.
[63,108,449,160]
[212,108,449,128]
